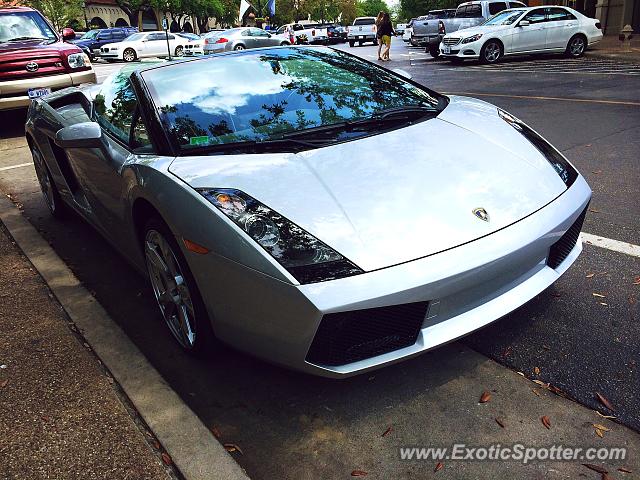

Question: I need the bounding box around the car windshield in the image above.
[80,29,100,39]
[0,11,57,43]
[482,9,525,25]
[123,32,145,42]
[141,48,444,153]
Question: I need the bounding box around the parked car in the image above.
[412,1,525,57]
[441,6,603,63]
[273,23,329,45]
[324,24,347,44]
[99,31,188,62]
[176,32,203,56]
[204,27,289,54]
[0,6,95,110]
[72,26,138,60]
[396,23,408,35]
[403,18,416,42]
[25,46,590,377]
[347,17,377,46]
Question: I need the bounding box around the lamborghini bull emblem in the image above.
[473,207,490,222]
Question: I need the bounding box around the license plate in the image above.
[443,45,451,54]
[27,87,51,99]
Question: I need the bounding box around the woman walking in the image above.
[378,12,395,61]
[375,11,385,61]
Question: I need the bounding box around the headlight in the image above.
[498,108,577,187]
[462,33,483,44]
[197,188,363,284]
[68,52,90,68]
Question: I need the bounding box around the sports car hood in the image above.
[169,96,568,272]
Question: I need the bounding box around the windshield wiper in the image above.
[188,137,326,155]
[5,36,49,42]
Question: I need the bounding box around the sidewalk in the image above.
[588,34,640,61]
[0,223,173,480]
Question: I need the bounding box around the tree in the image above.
[356,0,387,17]
[27,0,83,30]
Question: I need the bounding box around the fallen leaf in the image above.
[210,426,222,439]
[599,302,608,306]
[534,366,541,375]
[0,380,8,388]
[586,273,595,278]
[381,425,393,437]
[351,470,368,477]
[495,418,505,428]
[593,423,611,432]
[596,392,615,411]
[583,464,608,474]
[434,462,444,473]
[591,169,601,173]
[541,416,551,429]
[592,293,606,298]
[161,452,172,465]
[595,411,616,419]
[589,208,601,213]
[224,443,244,455]
[153,440,160,450]
[517,371,525,376]
[479,391,492,403]
[618,467,632,473]
[548,385,568,397]
[595,428,604,438]
[633,276,640,285]
[532,388,541,396]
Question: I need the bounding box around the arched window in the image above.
[115,17,129,27]
[90,16,108,29]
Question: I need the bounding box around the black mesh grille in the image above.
[547,207,588,269]
[306,301,429,366]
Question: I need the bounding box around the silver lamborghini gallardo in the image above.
[25,47,591,377]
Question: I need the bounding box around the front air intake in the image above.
[547,206,588,269]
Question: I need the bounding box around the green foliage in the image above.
[356,0,388,17]
[27,0,83,30]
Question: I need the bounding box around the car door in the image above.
[64,72,154,251]
[145,33,167,57]
[251,28,273,47]
[544,7,578,49]
[511,8,548,52]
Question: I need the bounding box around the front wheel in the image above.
[144,217,214,356]
[480,40,502,64]
[174,45,184,56]
[428,46,440,58]
[566,35,586,58]
[123,48,136,62]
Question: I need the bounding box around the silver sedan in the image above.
[203,27,290,54]
[25,47,590,378]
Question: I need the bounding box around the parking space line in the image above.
[0,162,32,172]
[441,92,640,107]
[582,233,640,258]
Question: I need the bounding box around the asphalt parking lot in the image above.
[1,41,638,478]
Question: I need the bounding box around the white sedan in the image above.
[100,31,188,62]
[440,6,603,64]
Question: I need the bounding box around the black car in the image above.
[72,27,138,59]
[322,24,347,44]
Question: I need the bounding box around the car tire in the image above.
[428,46,440,58]
[280,41,289,46]
[566,34,587,58]
[234,44,245,51]
[174,45,184,56]
[123,48,137,62]
[349,40,354,47]
[480,40,502,64]
[143,216,215,357]
[31,143,66,219]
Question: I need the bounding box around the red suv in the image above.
[0,6,96,110]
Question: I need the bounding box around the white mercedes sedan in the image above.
[440,6,603,63]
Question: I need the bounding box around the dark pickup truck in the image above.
[0,6,96,110]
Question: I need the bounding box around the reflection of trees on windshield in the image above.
[94,72,137,142]
[156,49,441,150]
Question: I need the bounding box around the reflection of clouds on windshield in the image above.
[151,57,291,115]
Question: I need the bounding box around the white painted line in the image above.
[0,162,32,172]
[0,194,250,480]
[582,232,640,258]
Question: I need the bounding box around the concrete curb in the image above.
[0,194,250,480]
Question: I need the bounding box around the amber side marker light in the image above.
[183,238,210,254]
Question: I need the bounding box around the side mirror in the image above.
[392,68,412,79]
[55,122,103,149]
[62,27,76,40]
[519,20,530,27]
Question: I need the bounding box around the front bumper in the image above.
[440,39,481,58]
[0,69,96,110]
[190,175,591,378]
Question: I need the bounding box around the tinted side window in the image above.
[93,77,137,145]
[112,31,125,39]
[524,9,546,23]
[547,7,576,21]
[98,31,112,40]
[489,2,508,15]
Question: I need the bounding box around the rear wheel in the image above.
[31,143,65,218]
[566,34,586,58]
[480,40,502,64]
[280,41,289,46]
[123,48,136,62]
[233,44,245,51]
[144,217,214,356]
[428,46,440,58]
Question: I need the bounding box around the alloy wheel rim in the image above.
[32,147,55,214]
[570,38,584,55]
[145,230,196,349]
[235,45,245,50]
[485,43,500,62]
[124,50,135,61]
[175,46,183,56]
